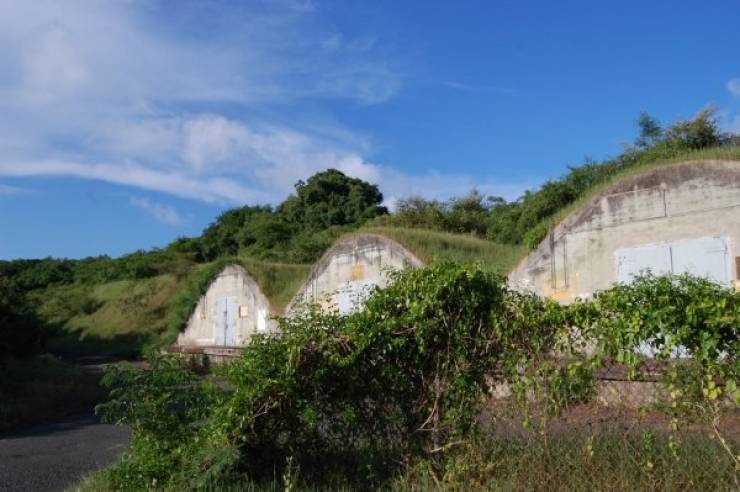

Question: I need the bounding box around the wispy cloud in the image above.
[129,196,187,226]
[728,78,740,98]
[442,81,515,95]
[0,183,29,195]
[0,0,525,209]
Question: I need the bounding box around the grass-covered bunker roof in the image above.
[509,158,740,301]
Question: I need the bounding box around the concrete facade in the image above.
[509,160,740,302]
[288,234,424,315]
[177,265,277,347]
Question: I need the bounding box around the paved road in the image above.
[0,414,130,492]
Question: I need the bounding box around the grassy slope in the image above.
[360,227,527,275]
[31,274,183,357]
[238,257,311,311]
[29,229,521,353]
[30,258,312,355]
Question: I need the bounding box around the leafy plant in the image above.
[96,354,219,490]
[88,266,740,490]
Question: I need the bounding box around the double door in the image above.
[214,296,237,346]
[616,236,729,286]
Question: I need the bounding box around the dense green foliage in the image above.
[95,263,738,490]
[376,108,740,248]
[197,169,388,263]
[0,249,196,291]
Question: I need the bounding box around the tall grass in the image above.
[237,257,311,310]
[73,430,737,491]
[395,431,738,491]
[361,226,528,275]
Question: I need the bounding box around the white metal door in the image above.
[671,236,729,286]
[335,280,376,315]
[224,296,237,345]
[214,296,238,346]
[616,243,671,284]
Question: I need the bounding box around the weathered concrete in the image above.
[177,265,277,348]
[509,160,740,302]
[288,234,424,315]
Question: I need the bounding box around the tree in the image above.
[663,107,722,150]
[635,111,663,148]
[198,206,273,260]
[278,169,388,230]
[445,190,490,235]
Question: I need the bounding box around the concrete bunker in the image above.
[509,160,740,302]
[177,265,278,349]
[288,233,424,315]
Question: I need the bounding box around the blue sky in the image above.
[1,0,739,259]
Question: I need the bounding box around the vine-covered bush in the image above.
[569,274,740,431]
[96,263,739,490]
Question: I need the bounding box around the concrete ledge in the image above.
[163,344,243,364]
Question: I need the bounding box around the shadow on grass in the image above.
[0,355,109,434]
[45,327,153,360]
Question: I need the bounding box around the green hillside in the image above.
[29,274,183,357]
[29,258,314,355]
[25,226,523,354]
[4,108,739,359]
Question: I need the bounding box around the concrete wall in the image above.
[509,160,740,302]
[177,265,277,347]
[288,234,424,315]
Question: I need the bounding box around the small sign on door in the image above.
[239,305,249,318]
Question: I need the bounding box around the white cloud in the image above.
[0,159,268,204]
[728,78,740,98]
[0,0,527,212]
[129,196,186,226]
